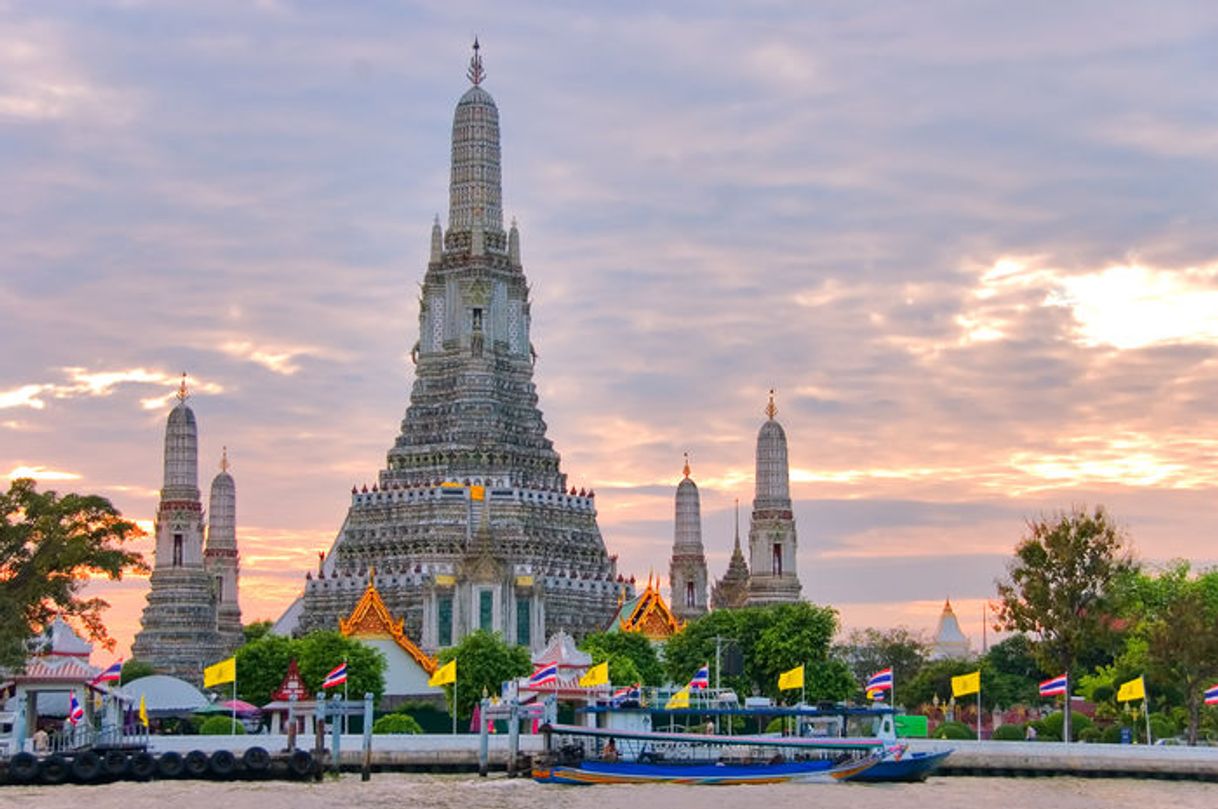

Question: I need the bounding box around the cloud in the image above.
[5,465,81,481]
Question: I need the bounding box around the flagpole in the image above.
[452,675,458,736]
[1144,678,1152,744]
[1063,672,1070,745]
[343,657,349,735]
[976,682,981,741]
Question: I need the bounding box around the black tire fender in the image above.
[208,749,237,778]
[157,751,185,778]
[242,746,271,773]
[130,751,157,780]
[7,752,39,783]
[286,749,313,779]
[102,750,130,778]
[184,750,209,777]
[40,754,70,785]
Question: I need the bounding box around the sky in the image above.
[4,1,1218,663]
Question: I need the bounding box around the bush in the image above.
[1077,726,1102,743]
[1149,714,1177,741]
[991,724,1025,741]
[932,721,975,740]
[198,716,245,735]
[372,714,424,735]
[1039,711,1092,742]
[1100,724,1126,744]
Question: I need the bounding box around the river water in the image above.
[1,774,1213,809]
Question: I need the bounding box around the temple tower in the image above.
[132,377,226,684]
[205,448,242,654]
[746,391,803,604]
[669,455,708,620]
[931,598,971,660]
[711,500,750,609]
[290,42,625,649]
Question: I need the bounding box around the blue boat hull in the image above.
[849,750,951,782]
[534,755,880,785]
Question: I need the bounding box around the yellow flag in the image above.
[778,664,805,691]
[665,687,690,709]
[470,485,485,501]
[138,694,148,727]
[203,656,236,688]
[579,661,609,688]
[951,670,981,697]
[1117,675,1146,702]
[429,658,457,687]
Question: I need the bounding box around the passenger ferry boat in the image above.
[532,722,885,785]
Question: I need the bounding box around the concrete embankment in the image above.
[148,733,543,772]
[908,739,1218,780]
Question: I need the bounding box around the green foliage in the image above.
[577,630,664,686]
[233,630,387,706]
[901,658,978,710]
[833,626,929,694]
[372,713,423,734]
[1039,711,1092,742]
[242,620,273,644]
[933,721,974,740]
[0,478,147,669]
[120,659,156,685]
[995,507,1135,741]
[234,633,296,705]
[1077,726,1102,743]
[664,603,848,701]
[198,715,245,735]
[995,507,1135,677]
[764,717,784,733]
[435,630,531,719]
[984,634,1046,707]
[295,630,387,704]
[991,723,1025,741]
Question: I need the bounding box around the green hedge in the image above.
[932,721,975,740]
[198,716,245,735]
[991,724,1025,741]
[372,714,424,734]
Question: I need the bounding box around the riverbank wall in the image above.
[908,739,1218,780]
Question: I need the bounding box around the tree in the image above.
[235,633,298,704]
[664,603,849,701]
[577,630,664,685]
[1123,563,1218,745]
[120,659,156,685]
[833,626,930,695]
[982,634,1044,708]
[296,630,387,704]
[0,478,147,669]
[232,631,387,706]
[994,506,1136,743]
[435,630,531,719]
[242,620,273,644]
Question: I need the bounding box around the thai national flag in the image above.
[529,662,558,687]
[322,662,348,689]
[68,690,84,725]
[688,665,710,690]
[1205,684,1218,706]
[1039,674,1068,697]
[91,659,123,686]
[866,667,893,692]
[611,683,640,704]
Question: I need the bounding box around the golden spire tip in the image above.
[765,388,777,420]
[682,451,690,479]
[177,372,189,403]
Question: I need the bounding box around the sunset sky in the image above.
[4,1,1218,662]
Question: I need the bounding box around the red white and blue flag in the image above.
[322,662,348,689]
[688,665,710,690]
[68,690,84,725]
[1205,684,1218,706]
[529,662,559,687]
[1039,674,1068,697]
[611,683,641,704]
[91,659,123,687]
[866,667,893,692]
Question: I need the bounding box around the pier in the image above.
[908,739,1218,780]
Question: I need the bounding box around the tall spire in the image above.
[467,37,485,86]
[220,445,229,473]
[162,374,199,498]
[177,371,189,402]
[765,388,777,420]
[682,452,691,479]
[448,39,503,237]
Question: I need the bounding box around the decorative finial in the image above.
[177,372,189,403]
[467,37,485,86]
[369,565,376,586]
[220,446,229,473]
[682,452,690,479]
[765,388,777,420]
